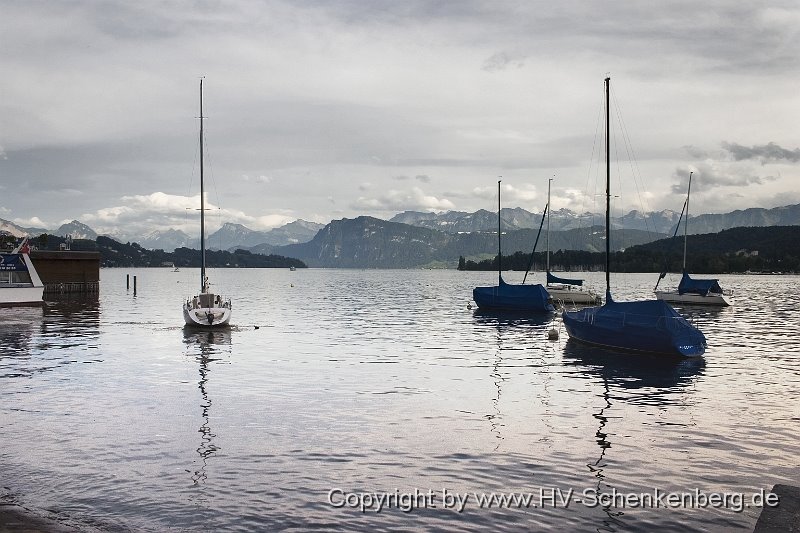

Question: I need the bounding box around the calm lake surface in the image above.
[1,268,798,532]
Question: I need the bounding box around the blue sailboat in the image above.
[562,77,706,357]
[472,180,554,313]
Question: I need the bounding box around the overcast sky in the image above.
[1,0,798,237]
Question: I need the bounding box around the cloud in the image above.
[682,145,710,159]
[721,141,800,163]
[670,163,779,193]
[415,174,432,183]
[352,186,455,213]
[242,174,273,184]
[77,191,294,239]
[471,183,539,203]
[482,51,527,72]
[11,216,48,228]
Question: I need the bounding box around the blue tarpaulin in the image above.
[547,271,584,287]
[677,271,723,296]
[473,276,554,313]
[562,294,707,357]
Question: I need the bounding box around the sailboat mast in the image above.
[497,179,502,284]
[546,178,552,272]
[683,171,693,271]
[199,79,207,293]
[604,76,611,298]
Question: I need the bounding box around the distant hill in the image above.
[207,219,324,250]
[672,204,800,234]
[95,236,306,268]
[462,226,800,274]
[139,228,197,251]
[274,216,666,268]
[0,218,49,238]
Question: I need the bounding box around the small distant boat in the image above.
[472,180,554,313]
[289,266,296,271]
[562,77,706,357]
[0,237,44,307]
[543,178,601,306]
[183,79,232,328]
[655,172,732,306]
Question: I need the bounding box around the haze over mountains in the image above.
[2,203,799,268]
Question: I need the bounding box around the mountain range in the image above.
[2,203,799,268]
[271,216,664,268]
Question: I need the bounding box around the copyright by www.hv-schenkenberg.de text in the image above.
[327,487,780,513]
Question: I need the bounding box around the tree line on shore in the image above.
[0,233,306,269]
[457,226,800,274]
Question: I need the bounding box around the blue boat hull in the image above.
[473,277,554,313]
[561,299,706,357]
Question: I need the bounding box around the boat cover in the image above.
[547,271,583,286]
[473,276,554,312]
[678,271,723,296]
[562,293,706,357]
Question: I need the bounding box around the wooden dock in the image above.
[29,251,100,294]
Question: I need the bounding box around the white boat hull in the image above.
[655,290,732,307]
[547,285,602,305]
[183,305,231,327]
[0,286,44,307]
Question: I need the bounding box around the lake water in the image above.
[1,268,798,532]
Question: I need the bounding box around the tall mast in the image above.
[497,179,502,284]
[546,178,552,273]
[199,78,206,293]
[604,76,611,299]
[683,171,693,271]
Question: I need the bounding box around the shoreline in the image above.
[0,503,80,533]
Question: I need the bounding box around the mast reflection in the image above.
[473,310,552,450]
[183,327,231,485]
[562,340,705,530]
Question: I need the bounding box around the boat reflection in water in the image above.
[0,306,44,359]
[472,309,556,450]
[182,328,231,486]
[562,339,706,530]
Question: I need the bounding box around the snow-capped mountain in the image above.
[55,220,97,240]
[139,229,197,251]
[389,208,680,234]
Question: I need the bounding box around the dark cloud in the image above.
[670,165,779,194]
[415,174,431,183]
[721,142,800,163]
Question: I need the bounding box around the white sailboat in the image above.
[543,179,601,305]
[655,172,732,307]
[183,79,232,328]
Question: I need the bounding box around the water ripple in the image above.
[0,270,798,531]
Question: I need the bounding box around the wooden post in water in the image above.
[127,274,130,290]
[133,275,137,296]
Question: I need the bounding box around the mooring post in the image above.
[126,274,130,290]
[133,275,137,295]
